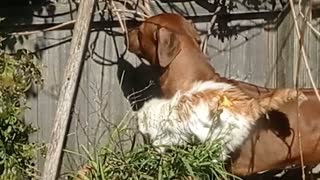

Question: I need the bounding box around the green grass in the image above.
[70,136,239,180]
[66,107,240,180]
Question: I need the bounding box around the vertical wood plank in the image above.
[276,13,295,88]
[42,0,96,179]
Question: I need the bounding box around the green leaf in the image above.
[157,160,162,180]
[180,156,194,177]
[140,174,154,180]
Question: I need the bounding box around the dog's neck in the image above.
[158,48,219,98]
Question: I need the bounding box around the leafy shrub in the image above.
[0,27,43,179]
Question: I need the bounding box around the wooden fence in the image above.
[1,0,320,177]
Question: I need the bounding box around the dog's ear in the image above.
[156,28,181,67]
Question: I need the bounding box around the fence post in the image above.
[41,0,96,179]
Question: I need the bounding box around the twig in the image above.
[298,0,320,37]
[289,1,320,180]
[111,0,126,33]
[10,20,76,36]
[201,8,220,53]
[289,0,320,101]
[9,0,151,36]
[127,80,154,100]
[112,9,151,18]
[114,0,153,16]
[201,14,217,54]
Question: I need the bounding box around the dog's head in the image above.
[127,13,200,67]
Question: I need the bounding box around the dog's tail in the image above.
[257,89,307,115]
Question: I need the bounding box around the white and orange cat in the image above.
[136,81,306,160]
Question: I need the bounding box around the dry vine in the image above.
[9,0,153,36]
[289,0,320,179]
[298,0,320,37]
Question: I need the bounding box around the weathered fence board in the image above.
[1,0,319,178]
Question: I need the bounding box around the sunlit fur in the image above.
[137,81,307,160]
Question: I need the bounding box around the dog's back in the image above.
[137,80,306,159]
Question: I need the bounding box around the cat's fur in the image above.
[137,81,307,160]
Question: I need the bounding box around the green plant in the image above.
[0,24,43,179]
[70,138,239,180]
[68,114,239,180]
[99,144,233,179]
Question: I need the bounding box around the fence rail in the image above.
[1,0,319,177]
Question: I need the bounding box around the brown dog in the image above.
[127,13,320,176]
[128,14,216,98]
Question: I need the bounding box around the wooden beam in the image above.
[1,10,285,34]
[41,0,96,179]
